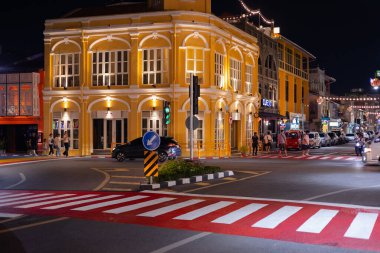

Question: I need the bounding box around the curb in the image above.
[140,170,234,190]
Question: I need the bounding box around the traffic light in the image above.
[193,76,200,115]
[163,101,171,125]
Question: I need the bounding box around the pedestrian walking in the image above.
[54,134,61,157]
[263,131,273,153]
[251,132,259,156]
[278,129,288,157]
[48,133,54,156]
[30,132,38,156]
[63,131,70,157]
[302,130,310,157]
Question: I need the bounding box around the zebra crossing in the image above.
[0,190,379,252]
[251,155,362,161]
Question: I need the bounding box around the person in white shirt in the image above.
[302,130,310,157]
[277,129,288,157]
[263,131,273,153]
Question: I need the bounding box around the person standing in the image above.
[54,134,61,157]
[251,132,259,156]
[63,131,70,157]
[278,129,288,157]
[302,130,310,157]
[263,131,273,153]
[48,133,54,156]
[31,132,38,156]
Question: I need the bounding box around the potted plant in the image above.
[239,145,249,157]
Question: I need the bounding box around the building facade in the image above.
[43,0,261,157]
[0,72,44,153]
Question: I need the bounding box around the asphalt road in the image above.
[0,142,379,253]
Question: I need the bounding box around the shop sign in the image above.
[290,117,300,129]
[262,99,272,107]
[329,122,339,127]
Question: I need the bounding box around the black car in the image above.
[112,136,181,162]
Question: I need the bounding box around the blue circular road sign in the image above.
[142,131,161,151]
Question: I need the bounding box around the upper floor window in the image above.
[295,54,301,69]
[277,43,284,61]
[214,53,224,88]
[245,64,253,95]
[286,48,293,65]
[53,53,80,88]
[186,47,204,84]
[92,50,129,87]
[285,77,289,101]
[230,58,242,92]
[294,83,297,103]
[143,48,169,85]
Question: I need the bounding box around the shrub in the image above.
[157,159,221,182]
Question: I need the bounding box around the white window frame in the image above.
[186,47,205,84]
[230,58,242,92]
[214,52,224,88]
[53,53,80,88]
[142,48,169,85]
[52,112,79,150]
[246,113,253,146]
[141,111,167,136]
[186,112,204,150]
[245,64,253,95]
[92,50,129,87]
[215,111,225,149]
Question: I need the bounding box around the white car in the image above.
[362,139,380,165]
[309,132,321,149]
[345,133,356,142]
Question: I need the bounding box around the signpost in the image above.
[142,131,160,184]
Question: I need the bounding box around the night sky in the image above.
[0,0,379,95]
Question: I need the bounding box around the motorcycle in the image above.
[355,141,364,156]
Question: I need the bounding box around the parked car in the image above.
[345,133,356,142]
[332,131,346,144]
[319,132,331,147]
[362,138,380,165]
[285,130,302,150]
[309,132,321,148]
[112,136,181,162]
[328,132,339,145]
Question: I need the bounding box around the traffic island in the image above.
[140,170,234,190]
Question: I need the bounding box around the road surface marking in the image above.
[138,199,205,217]
[0,212,23,218]
[111,175,145,179]
[297,209,339,233]
[333,157,344,160]
[0,193,32,200]
[174,201,234,220]
[0,193,12,197]
[0,217,68,234]
[0,193,55,203]
[222,177,237,181]
[303,184,380,201]
[5,173,26,189]
[90,168,111,191]
[346,157,358,161]
[102,187,133,191]
[109,181,142,185]
[252,206,302,229]
[195,182,210,186]
[319,156,331,160]
[104,197,175,214]
[344,212,378,239]
[43,195,123,210]
[150,232,211,253]
[293,156,304,159]
[0,194,76,207]
[212,203,267,224]
[17,194,98,208]
[306,156,319,159]
[72,195,149,211]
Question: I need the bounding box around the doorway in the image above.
[93,118,127,150]
[231,120,239,150]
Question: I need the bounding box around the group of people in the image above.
[42,131,70,157]
[251,129,311,157]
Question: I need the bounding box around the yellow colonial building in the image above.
[42,0,262,157]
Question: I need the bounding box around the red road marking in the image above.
[0,190,378,252]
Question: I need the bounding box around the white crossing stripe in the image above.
[294,156,305,159]
[42,195,123,210]
[319,156,331,160]
[174,201,235,221]
[0,193,13,197]
[346,157,357,161]
[0,193,54,203]
[282,156,294,159]
[0,193,33,200]
[138,199,204,217]
[259,155,270,158]
[0,212,23,218]
[344,212,378,239]
[333,157,344,160]
[0,194,76,207]
[252,206,302,229]
[212,203,267,224]
[104,197,176,214]
[306,156,319,159]
[297,209,339,233]
[72,195,149,211]
[17,194,98,208]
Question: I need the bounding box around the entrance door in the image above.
[142,111,167,136]
[231,120,238,149]
[93,119,126,150]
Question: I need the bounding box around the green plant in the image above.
[239,145,249,154]
[157,159,221,182]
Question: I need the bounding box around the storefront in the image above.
[287,112,306,131]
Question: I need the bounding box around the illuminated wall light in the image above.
[152,95,157,107]
[106,96,112,108]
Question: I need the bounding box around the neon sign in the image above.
[262,99,272,107]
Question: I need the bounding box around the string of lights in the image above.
[350,106,380,109]
[223,0,274,25]
[319,96,380,101]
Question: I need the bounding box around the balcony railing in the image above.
[278,60,309,80]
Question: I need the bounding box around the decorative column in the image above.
[80,97,90,156]
[44,39,52,90]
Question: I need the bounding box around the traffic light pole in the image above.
[190,73,194,160]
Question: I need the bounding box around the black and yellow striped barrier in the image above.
[144,150,158,177]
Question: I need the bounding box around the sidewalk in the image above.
[0,154,64,165]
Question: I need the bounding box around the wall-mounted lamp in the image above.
[152,95,157,107]
[107,84,111,89]
[250,112,253,115]
[153,106,156,111]
[235,109,239,113]
[64,108,67,112]
[219,107,223,112]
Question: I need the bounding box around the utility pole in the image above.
[190,73,194,160]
